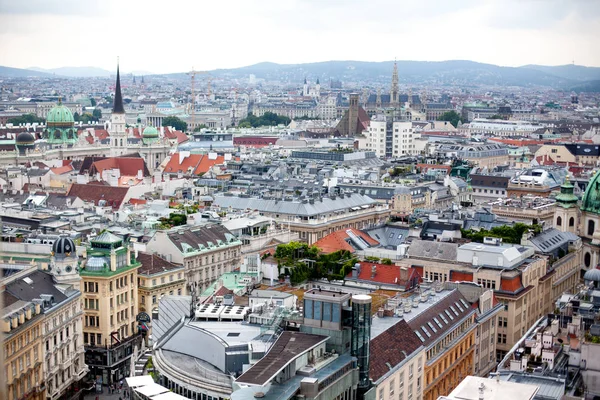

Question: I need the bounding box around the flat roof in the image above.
[125,375,154,388]
[447,376,538,400]
[134,383,169,397]
[236,331,328,386]
[188,320,262,346]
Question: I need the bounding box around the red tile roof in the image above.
[369,319,423,381]
[67,183,129,209]
[90,157,149,177]
[347,262,421,289]
[195,155,225,175]
[129,198,147,205]
[163,153,203,174]
[137,252,182,275]
[313,228,379,254]
[51,164,74,175]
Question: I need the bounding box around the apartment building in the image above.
[136,252,185,337]
[79,231,142,386]
[147,224,242,294]
[2,283,45,400]
[2,268,87,400]
[213,193,391,245]
[364,116,421,158]
[403,239,580,361]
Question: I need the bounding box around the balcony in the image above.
[60,358,71,371]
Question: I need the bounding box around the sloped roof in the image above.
[165,224,237,253]
[369,319,423,382]
[406,290,474,347]
[313,228,379,254]
[212,193,377,217]
[89,157,150,177]
[137,252,182,275]
[195,155,226,175]
[5,270,67,305]
[67,183,129,209]
[408,240,458,261]
[348,262,421,287]
[50,164,73,175]
[163,153,202,174]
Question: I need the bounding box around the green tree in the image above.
[438,111,462,128]
[193,124,208,132]
[162,116,187,132]
[90,98,97,107]
[73,112,80,122]
[238,112,291,128]
[7,113,45,125]
[92,109,102,120]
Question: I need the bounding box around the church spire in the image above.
[113,60,125,114]
[390,59,399,107]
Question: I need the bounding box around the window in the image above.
[585,252,591,268]
[409,363,414,379]
[569,217,575,227]
[589,220,595,236]
[556,216,562,226]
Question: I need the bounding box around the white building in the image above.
[363,116,421,158]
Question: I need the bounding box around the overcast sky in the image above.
[1,0,599,73]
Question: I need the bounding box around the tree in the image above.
[238,112,291,128]
[92,109,102,120]
[73,112,80,122]
[7,113,45,125]
[90,98,97,107]
[193,124,208,132]
[162,116,187,132]
[438,111,462,128]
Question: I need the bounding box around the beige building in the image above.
[136,252,185,337]
[535,145,576,164]
[2,266,87,400]
[2,283,45,400]
[79,231,142,386]
[146,224,242,294]
[213,194,391,245]
[405,240,579,361]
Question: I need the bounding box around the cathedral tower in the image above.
[390,60,399,107]
[111,61,128,155]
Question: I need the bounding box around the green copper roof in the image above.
[46,102,74,127]
[143,125,159,137]
[581,172,600,213]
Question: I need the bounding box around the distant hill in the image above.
[163,60,599,88]
[522,64,600,82]
[0,66,56,78]
[29,66,112,77]
[571,80,600,93]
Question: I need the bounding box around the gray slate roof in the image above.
[213,193,376,217]
[529,228,579,253]
[408,239,458,261]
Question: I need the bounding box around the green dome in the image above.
[47,103,74,127]
[556,178,578,208]
[581,171,600,214]
[142,125,159,137]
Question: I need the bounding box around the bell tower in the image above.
[111,60,128,156]
[390,60,399,108]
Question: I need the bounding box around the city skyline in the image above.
[1,0,599,73]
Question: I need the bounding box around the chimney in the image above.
[479,382,485,400]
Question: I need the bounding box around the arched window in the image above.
[556,216,562,226]
[585,252,592,268]
[120,139,123,147]
[569,217,575,227]
[589,220,596,236]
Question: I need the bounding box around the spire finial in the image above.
[58,96,62,105]
[113,59,125,114]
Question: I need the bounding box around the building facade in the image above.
[79,231,142,386]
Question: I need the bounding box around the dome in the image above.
[143,125,159,137]
[52,236,76,257]
[16,132,35,145]
[584,267,600,283]
[581,171,600,214]
[85,256,109,271]
[46,103,74,128]
[556,178,578,208]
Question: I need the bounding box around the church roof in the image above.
[581,171,600,214]
[112,64,125,114]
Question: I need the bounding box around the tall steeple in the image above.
[390,60,399,107]
[113,61,125,114]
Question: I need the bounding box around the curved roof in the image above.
[52,236,76,257]
[16,132,35,145]
[581,171,600,214]
[143,125,159,137]
[47,103,74,127]
[556,179,578,208]
[584,268,600,282]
